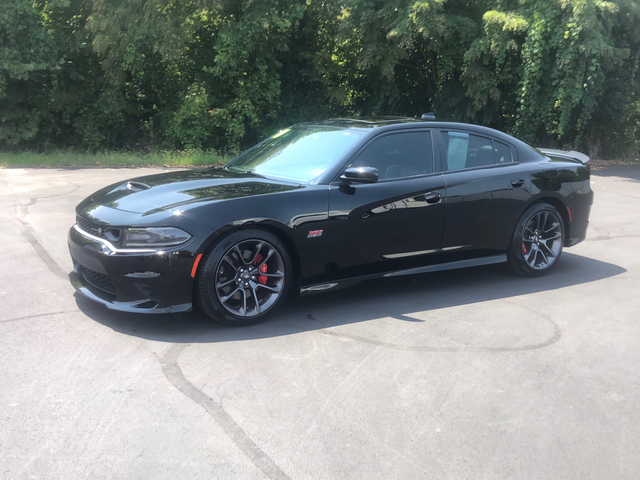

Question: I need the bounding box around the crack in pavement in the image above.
[0,311,76,324]
[158,306,561,478]
[161,344,292,480]
[586,233,640,242]
[18,219,68,280]
[598,190,640,200]
[310,319,561,352]
[5,181,80,281]
[281,306,562,353]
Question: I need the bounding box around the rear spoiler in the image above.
[537,148,590,165]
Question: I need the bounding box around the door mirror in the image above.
[341,167,379,184]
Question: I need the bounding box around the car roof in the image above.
[296,117,515,139]
[304,117,423,129]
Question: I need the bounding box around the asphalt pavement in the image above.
[1,165,639,479]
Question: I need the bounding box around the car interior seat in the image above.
[466,145,494,168]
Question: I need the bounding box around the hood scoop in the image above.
[108,181,151,194]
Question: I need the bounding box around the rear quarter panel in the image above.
[529,160,593,246]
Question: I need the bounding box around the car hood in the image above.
[88,168,303,215]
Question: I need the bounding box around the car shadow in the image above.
[74,252,626,344]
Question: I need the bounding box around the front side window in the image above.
[228,126,365,182]
[348,132,433,180]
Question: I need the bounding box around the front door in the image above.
[327,130,446,280]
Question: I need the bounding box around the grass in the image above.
[0,149,235,168]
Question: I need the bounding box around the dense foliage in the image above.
[1,0,639,158]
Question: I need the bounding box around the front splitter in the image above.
[70,271,192,314]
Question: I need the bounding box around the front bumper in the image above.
[68,225,197,314]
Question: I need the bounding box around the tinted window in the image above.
[349,132,433,180]
[440,131,495,170]
[494,140,513,163]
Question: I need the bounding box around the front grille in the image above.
[76,215,104,238]
[82,267,116,294]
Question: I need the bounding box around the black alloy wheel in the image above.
[508,203,565,277]
[197,229,292,326]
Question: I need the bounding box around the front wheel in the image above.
[196,229,292,326]
[507,203,565,277]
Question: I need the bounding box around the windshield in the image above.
[227,126,364,182]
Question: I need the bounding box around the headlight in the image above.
[121,227,192,247]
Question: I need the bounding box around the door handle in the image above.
[510,178,525,188]
[423,193,442,204]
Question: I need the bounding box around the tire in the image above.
[507,203,565,277]
[196,229,292,326]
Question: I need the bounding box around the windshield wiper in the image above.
[246,170,270,179]
[226,166,267,178]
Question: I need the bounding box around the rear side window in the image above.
[494,140,513,163]
[440,131,515,170]
[349,131,433,180]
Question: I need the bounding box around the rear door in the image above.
[437,129,532,254]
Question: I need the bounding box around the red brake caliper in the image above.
[522,243,527,255]
[253,254,268,285]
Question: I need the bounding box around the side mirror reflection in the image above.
[341,167,379,184]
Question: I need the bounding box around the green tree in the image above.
[0,0,62,147]
[1,0,638,157]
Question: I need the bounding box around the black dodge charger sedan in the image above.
[68,117,593,325]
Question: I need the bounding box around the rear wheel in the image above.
[197,229,292,326]
[507,203,564,277]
